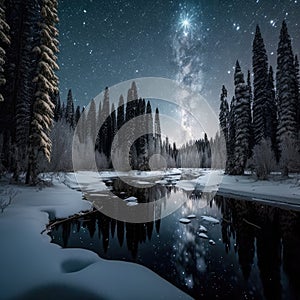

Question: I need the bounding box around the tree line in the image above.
[219,21,300,178]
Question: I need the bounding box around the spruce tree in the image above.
[26,0,59,184]
[252,25,268,146]
[232,61,251,175]
[146,100,154,160]
[53,93,61,121]
[294,55,300,134]
[219,85,229,152]
[276,21,298,152]
[0,0,10,102]
[65,89,74,127]
[117,94,124,130]
[75,105,81,125]
[265,66,278,158]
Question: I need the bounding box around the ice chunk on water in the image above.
[187,214,196,219]
[198,225,207,232]
[127,202,138,207]
[179,218,191,224]
[201,216,220,224]
[209,240,216,245]
[124,196,138,202]
[198,232,208,239]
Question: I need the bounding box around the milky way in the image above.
[58,0,300,111]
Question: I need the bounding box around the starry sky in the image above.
[58,0,300,111]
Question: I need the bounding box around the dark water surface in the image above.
[49,177,300,300]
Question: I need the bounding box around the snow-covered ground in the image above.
[177,170,300,210]
[0,177,191,300]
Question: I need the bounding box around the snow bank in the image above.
[176,170,300,209]
[0,180,191,300]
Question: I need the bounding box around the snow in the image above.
[176,170,300,209]
[187,214,196,219]
[198,233,208,239]
[127,202,139,207]
[179,218,191,224]
[201,216,220,224]
[124,196,138,202]
[198,225,208,233]
[0,179,191,300]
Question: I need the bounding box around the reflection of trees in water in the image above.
[54,180,173,258]
[215,196,300,300]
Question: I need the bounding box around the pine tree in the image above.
[294,55,300,134]
[232,61,251,175]
[146,101,154,159]
[247,70,254,157]
[117,94,124,130]
[100,87,110,157]
[276,21,298,165]
[75,105,81,125]
[252,25,268,146]
[26,0,59,184]
[219,85,229,156]
[65,89,74,127]
[265,66,278,158]
[53,93,61,121]
[154,108,162,157]
[0,0,10,102]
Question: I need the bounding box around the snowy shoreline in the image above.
[0,178,191,300]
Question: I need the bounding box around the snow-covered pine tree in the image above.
[227,96,236,174]
[294,55,300,134]
[276,20,298,173]
[247,70,254,158]
[100,87,110,158]
[26,0,59,184]
[65,89,75,128]
[219,85,229,157]
[0,0,10,102]
[264,66,278,158]
[252,25,268,146]
[232,61,251,175]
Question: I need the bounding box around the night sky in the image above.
[58,0,300,111]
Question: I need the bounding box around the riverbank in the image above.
[0,177,191,300]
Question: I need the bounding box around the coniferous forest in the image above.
[219,22,300,179]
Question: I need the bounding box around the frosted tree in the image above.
[232,61,251,175]
[264,66,278,158]
[294,55,300,134]
[100,87,110,158]
[26,0,59,184]
[219,85,229,157]
[276,20,298,166]
[227,96,236,174]
[65,89,74,127]
[252,25,268,146]
[0,0,10,102]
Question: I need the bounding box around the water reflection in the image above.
[50,180,300,300]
